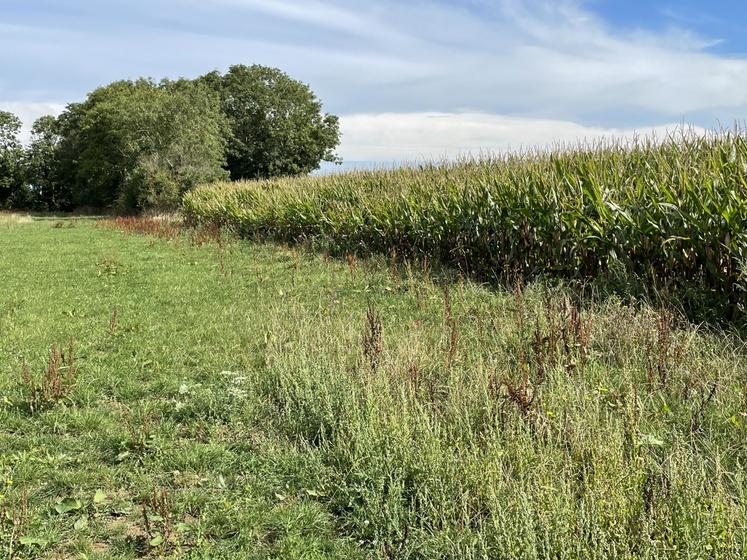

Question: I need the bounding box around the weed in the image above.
[118,410,159,459]
[140,487,175,551]
[346,254,358,280]
[443,286,459,368]
[108,307,118,335]
[645,308,687,387]
[96,253,121,277]
[0,487,29,556]
[362,304,383,373]
[690,378,719,433]
[21,341,77,414]
[98,216,179,240]
[503,351,546,419]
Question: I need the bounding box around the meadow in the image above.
[1,213,746,558]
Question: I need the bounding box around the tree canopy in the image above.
[25,115,68,210]
[200,65,340,180]
[0,111,24,208]
[60,78,229,210]
[1,64,340,211]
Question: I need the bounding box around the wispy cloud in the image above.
[202,0,404,42]
[1,0,746,160]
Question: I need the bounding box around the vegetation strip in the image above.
[1,217,745,558]
[185,132,747,322]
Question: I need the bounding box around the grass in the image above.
[1,215,746,558]
[184,131,747,322]
[0,212,32,226]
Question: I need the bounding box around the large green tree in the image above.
[58,78,228,210]
[0,110,24,208]
[6,65,339,212]
[201,65,340,180]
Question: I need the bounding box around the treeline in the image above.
[0,65,340,212]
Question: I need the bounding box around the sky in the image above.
[2,0,747,164]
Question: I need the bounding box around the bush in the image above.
[52,78,228,212]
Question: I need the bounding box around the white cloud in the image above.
[1,0,745,162]
[3,0,747,124]
[0,101,66,144]
[337,112,705,161]
[192,0,747,119]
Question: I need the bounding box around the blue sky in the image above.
[588,0,747,55]
[2,0,747,162]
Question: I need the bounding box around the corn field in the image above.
[184,130,747,318]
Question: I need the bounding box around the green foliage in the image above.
[3,65,339,211]
[201,65,341,180]
[0,110,25,208]
[25,115,71,211]
[185,131,747,320]
[59,78,228,211]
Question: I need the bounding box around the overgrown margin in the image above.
[97,215,227,247]
[184,131,747,323]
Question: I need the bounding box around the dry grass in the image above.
[97,216,181,240]
[0,212,33,226]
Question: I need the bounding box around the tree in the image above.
[201,65,340,180]
[25,115,70,210]
[0,110,24,208]
[58,78,229,210]
[7,65,338,212]
[116,79,230,210]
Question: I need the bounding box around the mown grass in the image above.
[1,216,746,559]
[184,131,747,322]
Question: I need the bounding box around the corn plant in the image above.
[184,129,747,320]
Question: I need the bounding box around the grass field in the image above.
[1,216,746,559]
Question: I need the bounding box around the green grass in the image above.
[184,132,747,321]
[1,216,746,559]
